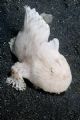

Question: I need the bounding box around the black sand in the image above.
[0,0,80,120]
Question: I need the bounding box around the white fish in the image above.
[6,6,72,94]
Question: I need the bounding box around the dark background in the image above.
[0,0,80,120]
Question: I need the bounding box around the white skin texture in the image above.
[6,6,72,94]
